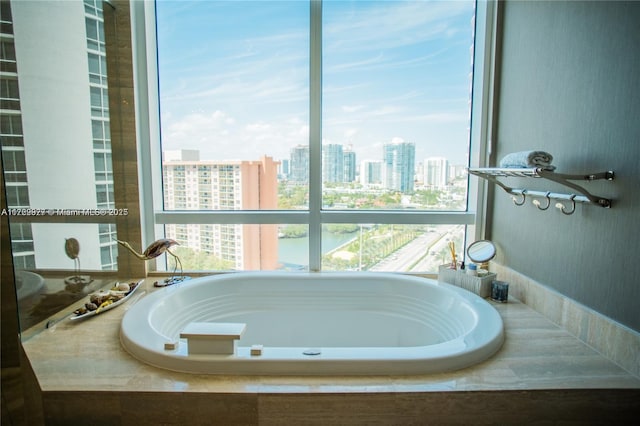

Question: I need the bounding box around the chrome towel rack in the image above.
[467,167,614,212]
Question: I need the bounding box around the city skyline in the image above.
[164,146,462,191]
[156,0,475,166]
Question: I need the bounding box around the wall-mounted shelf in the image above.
[467,167,614,212]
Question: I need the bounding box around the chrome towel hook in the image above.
[532,192,551,211]
[511,192,526,206]
[555,194,577,215]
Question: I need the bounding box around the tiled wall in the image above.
[491,262,640,378]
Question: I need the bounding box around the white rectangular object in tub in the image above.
[180,322,246,355]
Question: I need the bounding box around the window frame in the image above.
[132,0,497,273]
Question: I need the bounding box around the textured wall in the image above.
[490,1,640,331]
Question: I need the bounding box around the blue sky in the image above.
[156,0,475,165]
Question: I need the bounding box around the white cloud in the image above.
[162,110,237,151]
[245,122,272,133]
[212,110,235,125]
[297,125,309,138]
[328,52,385,72]
[343,128,359,140]
[370,106,402,116]
[324,1,472,53]
[341,105,365,113]
[396,112,468,123]
[163,110,313,161]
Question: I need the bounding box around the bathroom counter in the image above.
[20,278,640,424]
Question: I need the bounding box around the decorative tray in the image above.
[69,280,143,321]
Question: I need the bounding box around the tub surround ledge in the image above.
[490,262,640,378]
[19,277,640,424]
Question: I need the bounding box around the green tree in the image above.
[324,224,359,234]
[279,224,307,238]
[168,247,234,271]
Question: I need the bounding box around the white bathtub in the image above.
[120,272,504,375]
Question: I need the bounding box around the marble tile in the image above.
[561,297,590,341]
[491,262,640,378]
[612,325,640,377]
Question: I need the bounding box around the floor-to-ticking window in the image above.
[141,0,492,272]
[0,0,492,337]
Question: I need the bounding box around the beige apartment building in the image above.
[163,152,280,270]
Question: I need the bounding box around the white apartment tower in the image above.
[424,157,449,188]
[359,160,382,186]
[1,0,117,270]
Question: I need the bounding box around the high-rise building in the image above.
[164,149,200,162]
[382,139,415,193]
[424,157,449,188]
[359,160,382,186]
[343,146,356,183]
[1,0,117,270]
[449,164,466,181]
[162,153,280,270]
[278,158,290,179]
[322,143,344,183]
[289,144,308,184]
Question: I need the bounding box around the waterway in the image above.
[278,231,357,267]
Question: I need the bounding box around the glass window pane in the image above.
[12,241,34,253]
[90,86,102,106]
[161,223,298,272]
[0,79,18,97]
[13,254,35,270]
[94,153,105,171]
[321,224,465,273]
[92,120,103,138]
[153,1,479,273]
[96,184,108,203]
[2,150,24,171]
[85,18,98,41]
[6,186,29,207]
[156,1,310,211]
[88,53,100,74]
[322,0,475,211]
[10,223,33,240]
[1,40,16,61]
[1,114,22,134]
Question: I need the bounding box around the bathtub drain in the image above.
[303,348,321,356]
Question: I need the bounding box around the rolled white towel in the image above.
[499,150,555,170]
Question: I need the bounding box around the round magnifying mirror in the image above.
[467,240,496,264]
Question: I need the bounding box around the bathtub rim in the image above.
[120,271,504,375]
